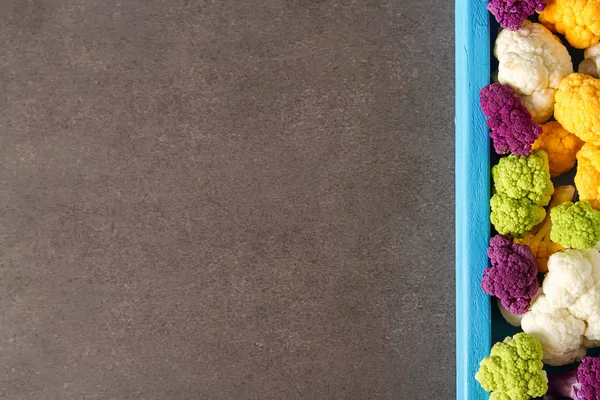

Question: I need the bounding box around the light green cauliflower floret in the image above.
[490,150,554,237]
[492,150,554,206]
[491,193,546,238]
[550,201,600,249]
[475,333,548,400]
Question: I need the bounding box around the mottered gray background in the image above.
[0,1,454,399]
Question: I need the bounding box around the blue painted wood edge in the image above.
[455,0,491,398]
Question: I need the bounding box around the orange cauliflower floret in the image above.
[539,0,600,49]
[554,73,600,145]
[575,143,600,210]
[531,121,584,177]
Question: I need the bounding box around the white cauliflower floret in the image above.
[569,288,600,321]
[521,294,586,366]
[495,20,573,124]
[579,43,600,78]
[543,249,598,308]
[521,248,600,366]
[570,288,600,346]
[584,311,600,348]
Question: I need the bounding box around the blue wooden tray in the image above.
[454,2,600,398]
[455,0,491,398]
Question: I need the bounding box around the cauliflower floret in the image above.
[489,151,553,236]
[522,249,600,365]
[495,21,573,124]
[543,249,600,307]
[531,122,583,178]
[554,250,600,345]
[480,83,542,156]
[521,294,587,366]
[554,73,600,146]
[570,288,600,345]
[539,0,600,49]
[490,193,546,238]
[550,201,600,250]
[492,150,554,206]
[487,0,546,31]
[475,333,548,400]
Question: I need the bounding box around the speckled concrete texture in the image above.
[0,1,454,399]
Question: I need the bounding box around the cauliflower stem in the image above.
[575,143,600,210]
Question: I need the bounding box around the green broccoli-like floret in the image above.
[550,201,600,249]
[490,150,553,237]
[492,150,554,206]
[490,193,546,238]
[475,333,548,400]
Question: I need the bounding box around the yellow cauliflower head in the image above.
[532,121,584,177]
[554,73,600,145]
[575,143,600,210]
[539,0,600,49]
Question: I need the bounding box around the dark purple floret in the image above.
[480,83,542,156]
[545,357,600,400]
[487,0,546,31]
[481,234,539,315]
[575,357,600,400]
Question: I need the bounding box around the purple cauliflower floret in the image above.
[487,0,546,31]
[480,83,542,156]
[481,234,539,315]
[545,357,600,400]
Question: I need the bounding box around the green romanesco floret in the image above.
[475,333,548,400]
[492,150,554,206]
[550,201,600,249]
[491,193,546,238]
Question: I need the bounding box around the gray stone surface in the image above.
[0,1,454,399]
